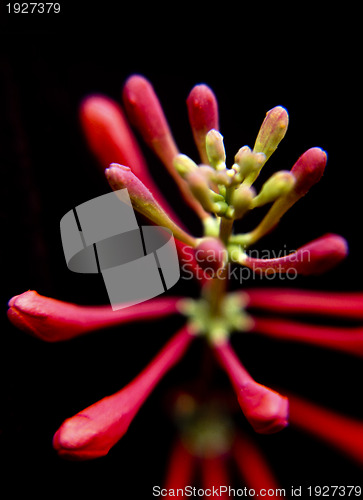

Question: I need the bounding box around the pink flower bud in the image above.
[253,106,289,162]
[213,341,289,434]
[187,84,219,165]
[242,233,348,276]
[122,75,178,172]
[53,326,194,459]
[291,147,327,196]
[105,164,197,247]
[288,393,363,467]
[7,290,182,342]
[122,75,208,220]
[245,147,327,245]
[79,95,147,178]
[244,288,363,320]
[79,95,182,225]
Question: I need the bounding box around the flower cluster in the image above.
[7,75,363,481]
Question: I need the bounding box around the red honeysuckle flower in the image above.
[212,340,289,434]
[7,290,183,342]
[53,325,194,459]
[79,94,184,228]
[186,84,219,165]
[291,146,327,197]
[122,74,208,220]
[245,147,328,245]
[240,233,348,276]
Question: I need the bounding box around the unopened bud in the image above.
[173,154,198,179]
[187,84,219,164]
[252,171,295,207]
[231,185,255,219]
[234,146,266,185]
[253,106,289,161]
[206,129,226,170]
[186,170,225,214]
[106,164,196,247]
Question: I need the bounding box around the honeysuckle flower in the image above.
[122,74,208,220]
[79,93,183,227]
[212,340,289,434]
[7,73,363,481]
[236,233,348,276]
[53,326,193,459]
[186,83,219,165]
[7,290,183,342]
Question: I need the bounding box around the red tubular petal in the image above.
[250,316,363,357]
[213,341,289,434]
[232,432,283,494]
[244,288,363,320]
[122,75,179,170]
[288,393,363,467]
[122,75,208,219]
[7,290,182,342]
[201,455,230,499]
[164,439,196,491]
[80,94,185,228]
[186,84,219,165]
[53,326,194,459]
[105,164,197,247]
[243,234,348,276]
[291,147,327,196]
[80,95,148,177]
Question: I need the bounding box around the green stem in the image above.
[205,215,234,317]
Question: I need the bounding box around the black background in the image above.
[1,5,362,497]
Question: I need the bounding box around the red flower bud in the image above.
[213,341,289,434]
[7,290,182,342]
[122,75,178,170]
[79,95,147,177]
[291,147,327,197]
[242,233,348,276]
[186,84,219,165]
[53,326,194,459]
[79,94,183,226]
[122,75,208,219]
